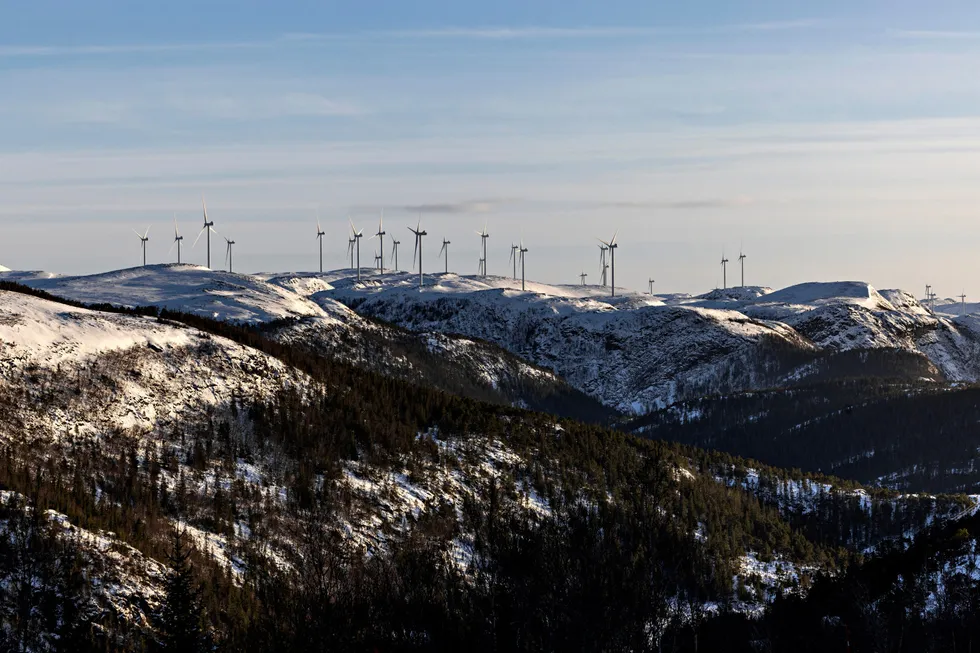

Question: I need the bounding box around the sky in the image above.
[3,1,980,297]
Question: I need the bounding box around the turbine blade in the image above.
[144,225,151,238]
[596,237,610,246]
[202,195,208,223]
[133,229,143,239]
[168,239,177,256]
[173,213,180,238]
[192,226,207,247]
[610,230,618,246]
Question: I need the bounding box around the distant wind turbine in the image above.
[315,212,325,273]
[720,251,730,290]
[960,292,967,315]
[519,240,528,291]
[580,272,588,286]
[224,237,236,273]
[346,234,355,269]
[477,222,489,276]
[738,250,747,287]
[350,216,363,281]
[408,215,427,288]
[648,278,655,295]
[925,284,933,311]
[391,237,400,272]
[169,214,183,264]
[598,244,609,287]
[509,244,519,280]
[374,250,382,270]
[597,231,618,297]
[193,196,216,269]
[440,238,451,273]
[134,226,150,267]
[370,209,386,273]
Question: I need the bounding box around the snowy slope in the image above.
[321,273,980,412]
[1,264,329,324]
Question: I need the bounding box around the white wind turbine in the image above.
[224,236,236,273]
[134,225,150,267]
[169,214,184,264]
[597,231,618,297]
[193,196,217,269]
[408,215,427,288]
[315,212,325,273]
[349,216,364,281]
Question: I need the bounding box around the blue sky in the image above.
[4,1,980,296]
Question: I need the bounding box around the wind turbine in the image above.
[925,284,933,311]
[720,251,730,290]
[598,244,609,287]
[315,212,325,274]
[193,196,216,269]
[408,216,427,288]
[346,234,355,269]
[960,292,967,315]
[391,238,400,272]
[477,222,489,276]
[374,250,382,270]
[648,278,655,295]
[519,241,528,291]
[738,250,747,287]
[134,226,150,267]
[224,237,236,273]
[169,214,183,264]
[597,231,618,297]
[349,216,363,281]
[440,238,451,273]
[509,244,519,280]
[371,209,386,273]
[579,272,588,286]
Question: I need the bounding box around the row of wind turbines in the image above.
[132,198,758,298]
[134,198,236,271]
[340,212,536,291]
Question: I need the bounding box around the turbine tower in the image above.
[408,216,427,289]
[374,250,382,270]
[519,241,528,291]
[648,278,655,295]
[193,196,216,269]
[371,209,386,273]
[349,217,364,281]
[580,272,588,286]
[224,237,236,273]
[598,244,609,287]
[315,213,325,273]
[738,250,747,287]
[134,226,150,267]
[925,284,932,311]
[509,244,519,280]
[440,238,451,273]
[346,234,355,269]
[169,215,183,264]
[391,238,400,272]
[477,222,489,276]
[960,292,967,315]
[597,231,618,297]
[720,251,730,290]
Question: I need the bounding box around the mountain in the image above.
[0,266,610,421]
[0,282,966,651]
[321,273,980,412]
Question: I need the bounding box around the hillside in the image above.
[0,283,965,651]
[321,273,980,412]
[0,266,609,421]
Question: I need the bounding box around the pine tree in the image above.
[157,528,208,652]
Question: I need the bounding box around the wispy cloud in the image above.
[0,19,823,58]
[887,29,980,40]
[402,200,509,214]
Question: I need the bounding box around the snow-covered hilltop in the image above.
[4,265,979,414]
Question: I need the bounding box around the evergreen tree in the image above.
[157,529,208,652]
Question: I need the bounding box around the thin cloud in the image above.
[0,20,823,58]
[887,29,980,40]
[402,200,508,214]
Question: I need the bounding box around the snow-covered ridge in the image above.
[5,265,979,413]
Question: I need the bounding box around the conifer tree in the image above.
[157,529,208,652]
